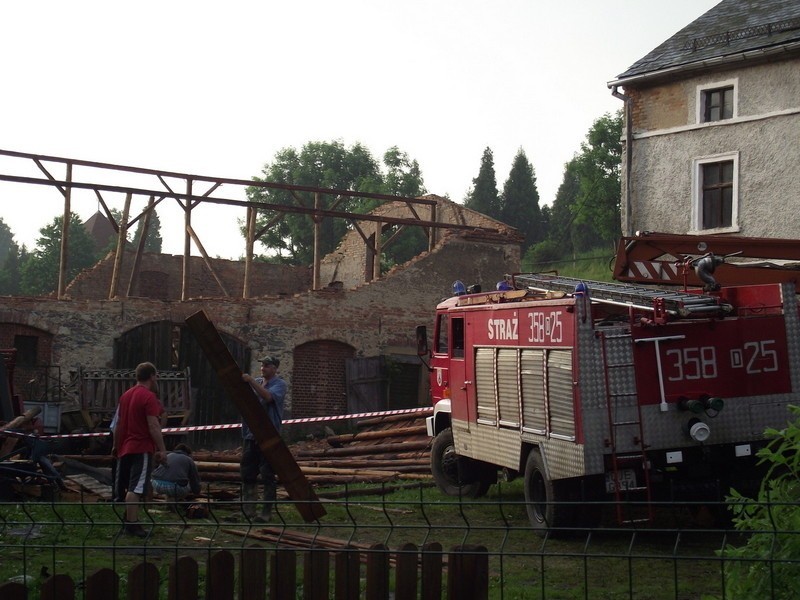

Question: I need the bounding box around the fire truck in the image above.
[418,235,800,530]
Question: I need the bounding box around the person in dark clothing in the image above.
[151,443,201,504]
[240,355,286,523]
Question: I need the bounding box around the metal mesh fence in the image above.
[0,486,798,599]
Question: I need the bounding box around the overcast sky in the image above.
[0,0,721,259]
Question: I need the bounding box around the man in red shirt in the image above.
[112,362,167,537]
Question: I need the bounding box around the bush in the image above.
[718,405,800,600]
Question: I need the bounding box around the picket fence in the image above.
[0,542,488,600]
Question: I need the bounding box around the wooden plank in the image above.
[41,573,75,600]
[85,567,118,600]
[304,550,330,600]
[168,556,199,600]
[365,543,390,600]
[207,550,235,600]
[421,542,443,600]
[240,545,266,600]
[185,309,325,522]
[394,543,419,600]
[270,549,296,600]
[128,561,159,600]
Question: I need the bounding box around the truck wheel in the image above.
[431,428,488,498]
[524,449,572,532]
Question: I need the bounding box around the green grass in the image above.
[0,480,738,599]
[522,248,617,282]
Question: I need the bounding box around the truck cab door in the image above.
[448,316,472,425]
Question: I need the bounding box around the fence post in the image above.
[128,562,160,600]
[207,549,235,600]
[168,555,199,600]
[0,581,27,600]
[394,542,419,600]
[85,567,119,600]
[421,542,443,600]
[334,545,361,600]
[270,548,296,600]
[240,545,267,600]
[41,573,75,600]
[365,543,390,600]
[446,544,488,600]
[304,549,330,600]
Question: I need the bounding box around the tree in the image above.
[246,141,427,268]
[373,147,429,269]
[0,241,26,296]
[246,141,384,265]
[526,110,623,264]
[131,208,163,253]
[19,213,100,296]
[0,218,14,266]
[464,147,500,219]
[571,111,623,247]
[500,148,541,251]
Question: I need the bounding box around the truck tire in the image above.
[431,428,490,498]
[524,449,573,532]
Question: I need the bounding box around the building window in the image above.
[692,153,739,233]
[14,335,38,367]
[697,80,737,123]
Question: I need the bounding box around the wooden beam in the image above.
[243,206,255,299]
[184,310,325,522]
[182,180,192,301]
[186,224,230,297]
[127,195,155,297]
[109,192,131,299]
[57,163,72,300]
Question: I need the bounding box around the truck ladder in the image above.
[513,273,731,319]
[599,330,654,526]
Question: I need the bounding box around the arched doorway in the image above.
[292,340,355,418]
[114,321,250,449]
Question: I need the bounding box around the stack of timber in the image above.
[292,408,433,485]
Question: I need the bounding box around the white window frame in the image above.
[696,79,738,124]
[691,152,739,234]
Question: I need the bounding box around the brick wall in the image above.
[67,252,311,300]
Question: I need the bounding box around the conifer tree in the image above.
[500,148,541,251]
[464,147,500,219]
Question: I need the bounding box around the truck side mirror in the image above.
[416,325,429,356]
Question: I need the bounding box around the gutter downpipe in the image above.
[611,85,633,236]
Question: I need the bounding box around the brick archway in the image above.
[292,340,355,418]
[0,322,54,404]
[115,320,250,449]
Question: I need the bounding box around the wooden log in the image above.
[185,310,324,522]
[0,406,42,431]
[296,440,430,459]
[326,426,427,446]
[194,461,240,472]
[356,410,431,428]
[297,458,428,469]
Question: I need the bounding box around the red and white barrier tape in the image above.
[8,406,433,440]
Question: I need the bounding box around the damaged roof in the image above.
[610,0,800,86]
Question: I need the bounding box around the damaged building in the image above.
[0,151,522,449]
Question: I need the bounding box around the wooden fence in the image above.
[0,542,489,600]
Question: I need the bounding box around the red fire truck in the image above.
[418,266,798,530]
